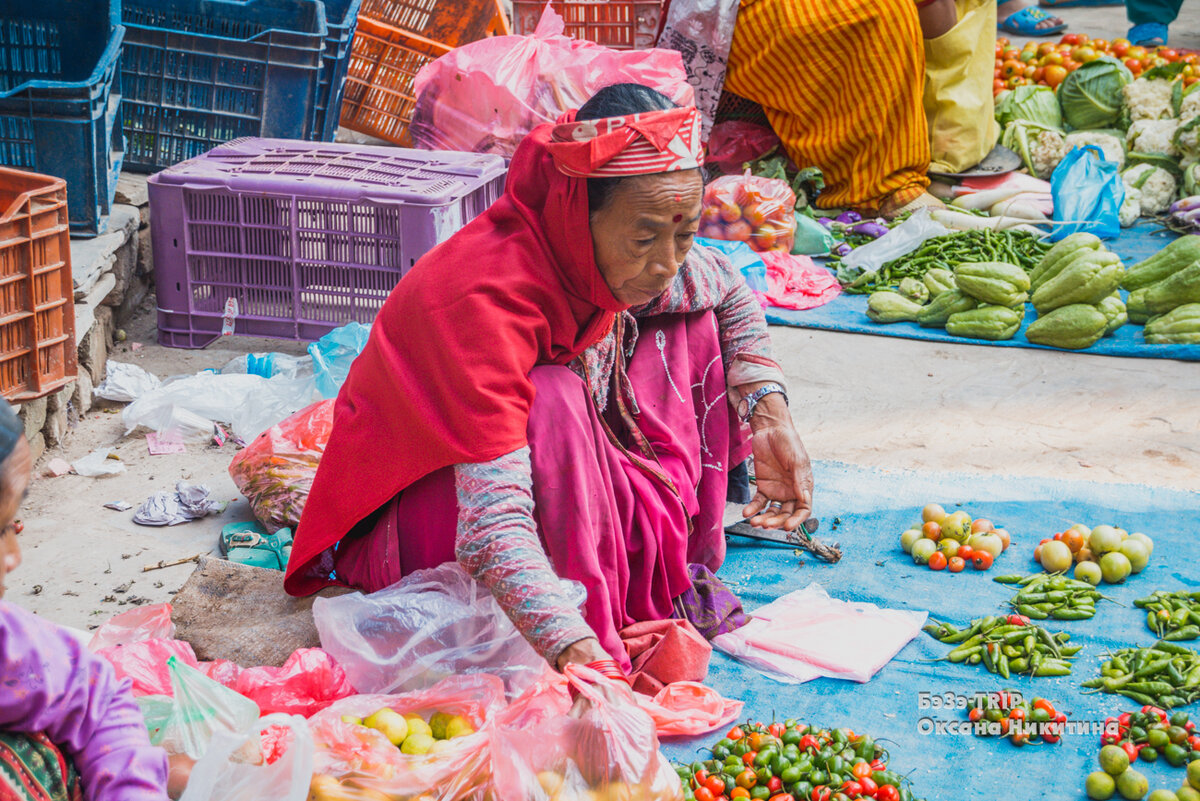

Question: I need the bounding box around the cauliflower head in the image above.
[1176,117,1200,168]
[1064,131,1126,168]
[1119,186,1142,227]
[1181,87,1200,123]
[1032,130,1068,179]
[1123,78,1175,122]
[1122,163,1178,215]
[1126,119,1181,157]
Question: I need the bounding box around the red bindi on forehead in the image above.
[673,213,683,222]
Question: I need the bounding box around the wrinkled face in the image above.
[0,439,31,600]
[589,171,704,307]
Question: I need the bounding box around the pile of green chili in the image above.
[1083,641,1200,709]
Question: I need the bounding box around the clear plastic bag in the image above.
[313,563,583,699]
[179,714,313,801]
[99,638,199,697]
[220,353,311,380]
[154,657,261,759]
[489,665,685,801]
[228,400,334,534]
[308,322,371,400]
[838,208,952,276]
[307,674,504,800]
[409,5,693,158]
[1049,144,1124,241]
[699,172,797,253]
[88,602,175,651]
[656,0,740,139]
[93,361,161,403]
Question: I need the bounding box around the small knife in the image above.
[725,516,821,548]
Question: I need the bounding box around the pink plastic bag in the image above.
[759,251,843,310]
[705,122,782,175]
[409,5,694,158]
[712,583,928,683]
[699,172,796,253]
[233,648,355,718]
[100,637,200,697]
[307,674,505,800]
[88,603,175,651]
[636,682,743,738]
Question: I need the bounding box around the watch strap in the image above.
[739,382,788,423]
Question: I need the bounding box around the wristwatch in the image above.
[737,382,788,423]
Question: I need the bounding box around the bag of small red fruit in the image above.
[699,171,797,253]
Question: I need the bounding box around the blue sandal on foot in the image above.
[1038,0,1121,7]
[999,7,1067,37]
[1129,23,1168,48]
[220,521,292,571]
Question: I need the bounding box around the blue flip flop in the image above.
[999,7,1067,37]
[1038,0,1122,7]
[1129,22,1168,48]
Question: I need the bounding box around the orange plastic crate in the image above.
[0,168,76,402]
[512,0,663,49]
[340,17,452,145]
[358,0,509,43]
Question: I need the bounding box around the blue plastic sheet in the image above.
[664,461,1200,800]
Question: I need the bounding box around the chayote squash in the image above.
[1135,260,1200,316]
[945,305,1024,341]
[1026,304,1109,350]
[923,268,956,298]
[867,291,924,323]
[1121,236,1200,292]
[1097,293,1127,336]
[1030,232,1104,287]
[1031,253,1124,313]
[1126,289,1152,324]
[1031,247,1118,293]
[1143,303,1200,344]
[917,289,977,328]
[953,261,1031,306]
[898,277,930,305]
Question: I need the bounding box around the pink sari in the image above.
[334,309,750,664]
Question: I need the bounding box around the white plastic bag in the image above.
[179,714,313,801]
[314,563,584,699]
[839,209,951,276]
[712,583,927,684]
[94,361,161,403]
[72,448,126,477]
[122,372,317,442]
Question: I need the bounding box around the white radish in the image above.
[990,195,1050,222]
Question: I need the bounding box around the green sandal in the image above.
[220,522,293,571]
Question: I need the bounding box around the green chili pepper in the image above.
[1016,604,1048,620]
[1051,608,1093,620]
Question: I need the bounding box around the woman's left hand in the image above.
[741,394,813,531]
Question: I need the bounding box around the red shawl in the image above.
[284,121,628,595]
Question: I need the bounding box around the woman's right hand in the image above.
[555,638,635,717]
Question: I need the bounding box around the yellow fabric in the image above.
[724,0,931,211]
[923,0,999,174]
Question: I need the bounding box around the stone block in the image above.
[43,403,68,448]
[72,370,93,415]
[46,383,73,413]
[71,205,139,299]
[26,432,44,465]
[78,306,113,385]
[19,397,47,441]
[115,173,150,208]
[101,236,137,309]
[138,226,153,279]
[140,203,150,231]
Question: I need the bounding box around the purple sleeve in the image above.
[0,602,169,801]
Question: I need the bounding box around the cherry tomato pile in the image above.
[1100,707,1200,768]
[898,504,1011,575]
[674,721,926,801]
[993,34,1200,97]
[964,691,1067,746]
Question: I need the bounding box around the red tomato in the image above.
[1033,699,1057,718]
[852,763,873,780]
[840,781,862,797]
[1122,741,1139,763]
[810,788,832,801]
[735,770,758,790]
[1187,735,1200,751]
[869,760,885,772]
[1009,708,1026,721]
[1062,33,1086,46]
[1001,59,1024,78]
[1043,65,1068,88]
[1126,58,1144,75]
[859,777,878,796]
[751,230,779,252]
[724,220,753,242]
[768,776,784,793]
[1160,48,1179,62]
[957,546,975,561]
[694,770,710,788]
[769,796,795,801]
[743,204,768,229]
[968,707,984,722]
[1111,41,1129,58]
[876,787,900,801]
[743,752,757,767]
[948,556,966,573]
[696,789,716,801]
[718,202,743,223]
[922,521,942,541]
[972,551,994,570]
[768,723,786,739]
[731,790,751,800]
[727,726,745,741]
[800,735,820,752]
[928,551,948,571]
[707,776,728,796]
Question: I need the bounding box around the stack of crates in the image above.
[512,0,665,49]
[148,138,507,348]
[0,0,124,236]
[339,0,509,146]
[120,0,363,173]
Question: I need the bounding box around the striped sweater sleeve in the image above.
[453,447,594,664]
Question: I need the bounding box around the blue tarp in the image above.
[764,222,1200,361]
[662,461,1200,800]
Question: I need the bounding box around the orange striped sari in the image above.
[724,0,931,212]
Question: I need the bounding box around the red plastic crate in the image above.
[0,168,76,401]
[512,0,663,49]
[339,17,451,145]
[358,0,509,43]
[148,138,507,348]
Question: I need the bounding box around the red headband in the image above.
[546,106,705,178]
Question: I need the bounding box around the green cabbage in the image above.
[1058,57,1134,130]
[996,85,1064,131]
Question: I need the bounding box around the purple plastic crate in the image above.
[148,137,507,348]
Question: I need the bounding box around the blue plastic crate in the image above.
[121,0,327,172]
[311,0,362,142]
[0,1,125,236]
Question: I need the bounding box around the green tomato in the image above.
[900,529,923,553]
[911,538,938,565]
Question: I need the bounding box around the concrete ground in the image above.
[12,1,1200,633]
